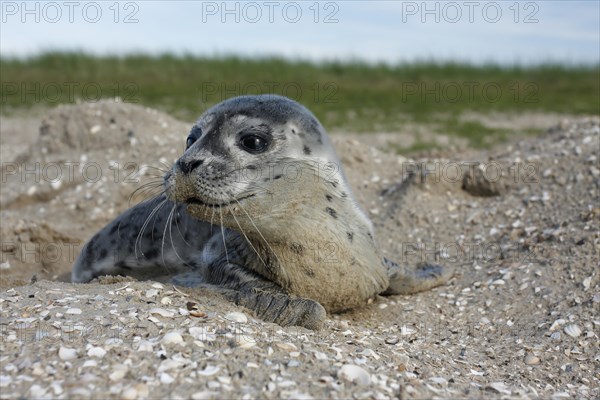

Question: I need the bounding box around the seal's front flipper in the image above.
[382,258,453,295]
[225,287,326,330]
[190,261,326,330]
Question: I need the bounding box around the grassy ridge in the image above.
[1,52,598,146]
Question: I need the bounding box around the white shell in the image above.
[338,364,370,385]
[87,347,107,358]
[198,365,220,376]
[137,341,154,352]
[160,373,175,384]
[161,331,184,345]
[58,347,77,361]
[224,312,248,323]
[564,324,582,338]
[149,308,175,318]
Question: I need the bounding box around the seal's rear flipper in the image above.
[382,258,453,295]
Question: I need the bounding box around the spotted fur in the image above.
[72,95,451,329]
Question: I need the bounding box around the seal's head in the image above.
[165,95,358,232]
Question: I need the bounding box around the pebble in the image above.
[0,375,12,387]
[50,180,62,190]
[65,307,82,315]
[70,388,91,397]
[137,340,154,352]
[275,342,298,352]
[191,391,219,400]
[397,354,410,372]
[338,364,371,386]
[429,377,448,385]
[58,346,78,361]
[198,366,220,376]
[524,354,540,365]
[121,384,148,400]
[29,385,47,398]
[109,366,129,381]
[582,276,592,291]
[162,331,184,345]
[236,335,256,349]
[401,325,417,336]
[82,360,97,368]
[160,373,175,384]
[384,337,399,345]
[564,324,582,338]
[160,297,172,305]
[486,382,511,395]
[550,319,566,332]
[150,308,175,318]
[87,347,107,358]
[224,312,248,323]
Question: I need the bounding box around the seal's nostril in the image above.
[178,159,204,175]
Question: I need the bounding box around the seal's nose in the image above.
[177,158,203,175]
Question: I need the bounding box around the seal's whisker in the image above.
[226,203,267,270]
[134,198,167,261]
[209,206,216,235]
[174,206,193,249]
[142,187,167,203]
[128,179,163,194]
[144,165,170,174]
[232,196,281,267]
[159,204,180,274]
[128,182,165,205]
[218,207,230,266]
[168,204,190,265]
[160,204,172,267]
[158,160,173,172]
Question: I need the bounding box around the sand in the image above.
[0,101,598,399]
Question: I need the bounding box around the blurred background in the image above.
[1,0,599,149]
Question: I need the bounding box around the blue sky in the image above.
[1,1,598,65]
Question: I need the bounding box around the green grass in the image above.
[1,52,598,148]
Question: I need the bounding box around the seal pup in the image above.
[72,95,450,329]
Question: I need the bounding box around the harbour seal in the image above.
[72,95,451,329]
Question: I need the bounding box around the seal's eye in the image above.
[239,133,270,154]
[186,126,202,150]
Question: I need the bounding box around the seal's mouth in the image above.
[185,193,256,208]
